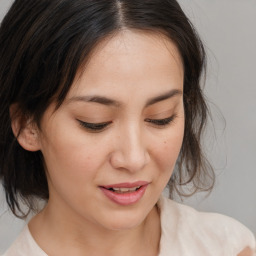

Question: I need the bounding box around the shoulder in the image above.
[2,225,47,256]
[158,196,256,256]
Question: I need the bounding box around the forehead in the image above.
[67,29,184,100]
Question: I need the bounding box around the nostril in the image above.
[109,147,150,172]
[109,132,150,171]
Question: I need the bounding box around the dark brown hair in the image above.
[0,0,214,218]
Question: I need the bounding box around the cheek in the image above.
[158,140,181,168]
[44,141,101,179]
[41,130,117,193]
[42,139,105,205]
[152,126,184,172]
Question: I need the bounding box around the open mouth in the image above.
[100,183,148,205]
[106,186,141,193]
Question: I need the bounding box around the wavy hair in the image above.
[0,0,214,217]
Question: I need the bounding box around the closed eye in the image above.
[145,115,177,127]
[77,115,177,132]
[77,120,112,132]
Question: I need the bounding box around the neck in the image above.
[29,198,161,256]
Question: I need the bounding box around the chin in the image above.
[100,211,148,231]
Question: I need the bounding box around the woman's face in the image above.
[38,30,184,230]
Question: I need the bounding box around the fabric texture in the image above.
[158,197,255,255]
[2,196,256,256]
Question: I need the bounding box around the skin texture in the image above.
[237,247,255,256]
[18,30,185,255]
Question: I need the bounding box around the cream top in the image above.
[2,196,256,256]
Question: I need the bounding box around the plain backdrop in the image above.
[0,0,255,253]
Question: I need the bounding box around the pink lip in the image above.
[102,181,149,189]
[100,181,149,206]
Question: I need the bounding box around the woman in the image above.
[0,0,255,255]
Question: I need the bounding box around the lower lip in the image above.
[100,185,148,206]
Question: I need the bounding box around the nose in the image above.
[110,125,150,172]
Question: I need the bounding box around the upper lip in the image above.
[101,181,149,189]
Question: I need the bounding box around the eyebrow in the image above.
[68,95,121,107]
[68,89,183,107]
[145,89,183,107]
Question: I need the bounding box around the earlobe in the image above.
[10,104,41,152]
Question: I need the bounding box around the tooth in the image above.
[119,188,130,192]
[110,186,141,193]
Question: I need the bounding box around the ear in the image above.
[10,104,41,152]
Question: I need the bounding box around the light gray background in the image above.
[0,0,255,253]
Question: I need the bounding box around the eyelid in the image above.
[77,114,177,133]
[145,114,177,127]
[77,119,112,132]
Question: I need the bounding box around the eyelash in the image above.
[78,120,112,132]
[145,115,177,127]
[77,115,177,132]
